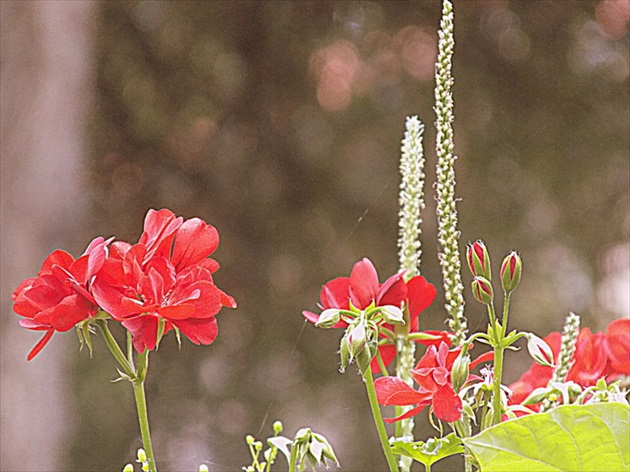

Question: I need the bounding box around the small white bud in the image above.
[315,308,341,328]
[380,305,405,324]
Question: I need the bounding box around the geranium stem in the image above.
[134,350,157,472]
[492,345,505,426]
[97,320,157,471]
[363,368,400,472]
[96,319,135,378]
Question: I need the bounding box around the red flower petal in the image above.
[320,277,351,310]
[39,250,74,276]
[349,258,379,309]
[139,209,183,261]
[606,318,630,375]
[92,279,143,320]
[384,403,430,423]
[568,329,608,386]
[172,317,218,345]
[470,350,494,370]
[26,330,55,361]
[432,384,462,423]
[374,376,430,406]
[158,304,196,320]
[171,218,219,272]
[377,272,407,307]
[407,276,437,317]
[123,316,160,353]
[219,289,237,309]
[48,294,93,332]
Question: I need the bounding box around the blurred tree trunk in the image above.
[0,1,97,470]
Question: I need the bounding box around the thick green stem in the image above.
[363,368,400,472]
[490,293,511,426]
[491,345,505,426]
[133,350,157,472]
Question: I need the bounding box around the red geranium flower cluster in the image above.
[302,258,449,372]
[12,237,111,360]
[509,318,630,407]
[12,209,236,360]
[375,341,493,423]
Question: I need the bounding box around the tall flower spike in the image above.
[398,116,426,279]
[540,312,581,412]
[397,116,427,471]
[434,0,467,345]
[552,312,581,383]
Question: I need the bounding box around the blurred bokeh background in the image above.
[1,1,628,471]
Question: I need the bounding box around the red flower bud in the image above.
[500,251,522,294]
[467,240,492,280]
[471,276,494,305]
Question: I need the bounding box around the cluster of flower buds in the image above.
[339,314,381,375]
[268,427,339,472]
[466,240,523,305]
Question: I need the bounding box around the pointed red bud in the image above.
[500,251,522,294]
[467,240,492,280]
[471,276,494,305]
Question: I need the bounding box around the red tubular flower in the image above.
[12,237,111,360]
[375,342,493,423]
[302,258,443,372]
[92,209,236,353]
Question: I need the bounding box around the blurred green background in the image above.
[1,1,628,471]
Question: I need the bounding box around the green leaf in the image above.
[390,433,464,468]
[464,402,630,471]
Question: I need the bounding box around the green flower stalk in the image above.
[541,312,581,412]
[434,0,467,346]
[398,116,426,277]
[396,116,427,471]
[552,312,581,383]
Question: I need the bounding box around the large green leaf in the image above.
[463,402,630,471]
[390,433,464,469]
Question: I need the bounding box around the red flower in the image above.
[302,258,442,372]
[12,237,111,360]
[92,209,236,353]
[509,319,630,407]
[605,318,630,375]
[375,342,493,423]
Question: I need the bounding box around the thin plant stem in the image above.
[96,319,135,378]
[96,319,157,472]
[133,350,157,472]
[501,292,511,337]
[376,350,390,377]
[288,442,298,472]
[363,368,400,472]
